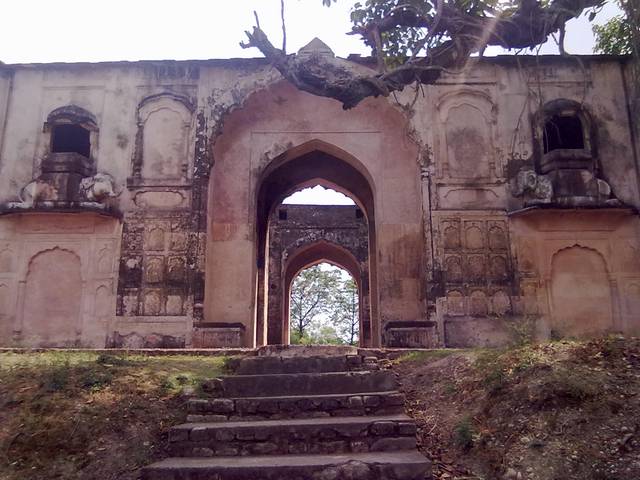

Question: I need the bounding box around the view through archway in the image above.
[281,185,362,345]
[255,144,377,347]
[289,262,359,345]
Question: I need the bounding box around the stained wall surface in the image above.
[0,213,121,347]
[0,53,637,348]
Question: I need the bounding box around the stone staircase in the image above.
[142,345,431,480]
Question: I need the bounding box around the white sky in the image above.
[283,185,355,205]
[0,1,622,64]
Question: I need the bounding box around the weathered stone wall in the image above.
[0,212,121,347]
[0,54,637,348]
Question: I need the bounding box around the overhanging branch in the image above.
[241,0,604,109]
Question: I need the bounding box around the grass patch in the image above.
[394,349,459,364]
[453,415,475,451]
[526,366,603,409]
[0,352,229,480]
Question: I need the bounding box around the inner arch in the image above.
[285,245,362,345]
[256,148,376,267]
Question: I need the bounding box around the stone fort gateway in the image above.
[0,42,638,350]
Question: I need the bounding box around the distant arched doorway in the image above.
[255,141,378,346]
[283,242,368,346]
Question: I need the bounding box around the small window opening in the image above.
[543,114,584,154]
[51,124,91,157]
[355,208,364,219]
[279,209,288,220]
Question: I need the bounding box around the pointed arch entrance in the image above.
[283,241,366,345]
[256,141,378,346]
[205,81,426,348]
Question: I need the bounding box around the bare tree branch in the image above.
[241,0,604,109]
[281,0,287,53]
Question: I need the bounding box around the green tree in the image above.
[242,0,608,109]
[303,325,345,345]
[289,265,341,341]
[331,278,359,345]
[289,264,361,345]
[593,1,634,55]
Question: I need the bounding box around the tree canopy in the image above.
[241,0,607,109]
[289,264,359,345]
[593,0,637,55]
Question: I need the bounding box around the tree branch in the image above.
[241,0,604,109]
[281,0,287,53]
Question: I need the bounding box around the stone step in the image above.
[203,370,398,398]
[256,344,358,357]
[186,390,405,422]
[231,354,376,375]
[168,415,417,457]
[142,451,431,480]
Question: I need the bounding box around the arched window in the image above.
[45,105,98,160]
[543,114,585,153]
[51,124,91,157]
[537,99,594,174]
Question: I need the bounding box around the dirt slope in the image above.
[0,352,227,480]
[393,337,640,480]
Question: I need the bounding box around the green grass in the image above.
[453,415,475,451]
[393,349,460,364]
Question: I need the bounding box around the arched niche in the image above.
[131,93,194,184]
[21,247,83,347]
[550,245,613,338]
[281,241,368,346]
[436,90,497,181]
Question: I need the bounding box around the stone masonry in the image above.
[142,345,431,480]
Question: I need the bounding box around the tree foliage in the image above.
[241,0,606,109]
[289,265,341,340]
[593,16,632,54]
[330,278,359,345]
[593,1,634,55]
[289,264,359,345]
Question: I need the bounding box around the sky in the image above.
[283,185,355,205]
[0,0,622,64]
[0,1,623,205]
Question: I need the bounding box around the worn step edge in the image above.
[191,390,402,404]
[233,354,375,375]
[203,370,398,397]
[141,451,431,480]
[169,414,417,457]
[186,390,405,418]
[171,413,413,434]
